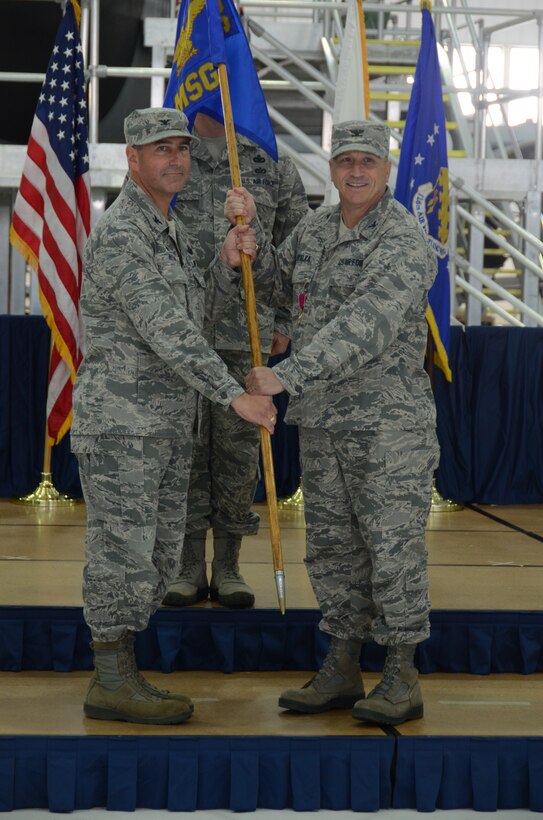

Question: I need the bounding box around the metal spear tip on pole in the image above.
[274,569,286,615]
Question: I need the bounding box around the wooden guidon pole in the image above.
[216,63,286,614]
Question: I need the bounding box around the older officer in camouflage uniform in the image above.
[163,112,308,609]
[71,107,277,725]
[245,121,440,726]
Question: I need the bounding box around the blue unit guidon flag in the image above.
[164,0,277,161]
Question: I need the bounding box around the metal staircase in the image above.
[242,1,543,326]
[0,0,541,325]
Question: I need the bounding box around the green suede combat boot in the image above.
[162,529,208,607]
[84,639,193,724]
[278,636,364,713]
[120,633,193,710]
[210,528,255,608]
[352,644,423,725]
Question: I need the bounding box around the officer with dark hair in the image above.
[72,108,277,725]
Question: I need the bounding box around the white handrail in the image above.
[457,205,543,282]
[276,136,328,184]
[239,1,541,17]
[453,179,543,256]
[455,256,543,325]
[267,104,330,159]
[454,275,524,327]
[251,45,334,114]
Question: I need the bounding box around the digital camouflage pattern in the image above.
[270,188,438,434]
[72,176,258,439]
[330,120,391,159]
[72,173,274,639]
[301,426,438,646]
[123,106,197,146]
[77,436,192,641]
[174,135,308,536]
[265,187,440,644]
[175,134,308,352]
[185,349,262,535]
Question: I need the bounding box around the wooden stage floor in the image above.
[0,498,542,739]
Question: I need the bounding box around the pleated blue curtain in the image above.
[1,607,542,674]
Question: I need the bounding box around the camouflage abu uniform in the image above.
[247,121,442,723]
[262,154,439,649]
[163,130,307,611]
[72,156,273,642]
[174,134,308,539]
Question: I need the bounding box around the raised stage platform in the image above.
[0,499,542,812]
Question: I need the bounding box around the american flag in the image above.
[10,0,91,444]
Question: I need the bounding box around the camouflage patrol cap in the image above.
[124,107,198,146]
[331,120,390,159]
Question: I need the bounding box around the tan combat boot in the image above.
[84,639,193,724]
[278,637,364,713]
[352,644,423,725]
[120,633,193,710]
[210,528,254,608]
[162,529,208,607]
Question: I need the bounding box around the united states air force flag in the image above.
[164,0,277,161]
[394,0,452,381]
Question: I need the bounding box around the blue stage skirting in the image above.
[0,607,542,675]
[1,735,542,812]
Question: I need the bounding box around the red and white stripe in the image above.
[11,116,90,444]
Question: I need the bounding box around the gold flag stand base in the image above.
[12,472,78,506]
[277,486,304,511]
[430,480,463,512]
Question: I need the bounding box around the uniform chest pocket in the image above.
[160,259,190,304]
[188,260,206,291]
[328,261,366,303]
[249,187,279,237]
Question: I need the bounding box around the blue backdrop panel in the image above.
[254,351,300,500]
[0,316,81,497]
[3,317,543,504]
[0,736,394,812]
[434,325,543,503]
[0,606,541,674]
